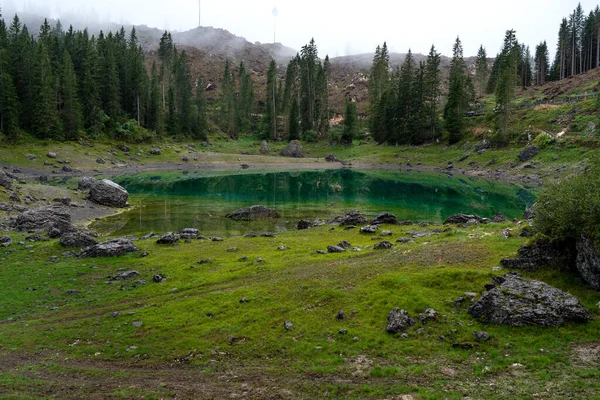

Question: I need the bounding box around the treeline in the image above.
[0,11,207,143]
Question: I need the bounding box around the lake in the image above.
[91,169,535,237]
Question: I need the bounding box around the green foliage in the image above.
[445,37,468,144]
[342,100,358,145]
[303,129,318,143]
[533,132,555,149]
[534,160,600,242]
[114,119,154,142]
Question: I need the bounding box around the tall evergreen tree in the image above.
[535,41,550,85]
[265,59,278,140]
[495,30,518,137]
[147,61,162,134]
[475,45,488,97]
[59,51,82,140]
[342,99,357,145]
[31,41,61,139]
[445,37,468,144]
[193,76,208,140]
[424,45,441,140]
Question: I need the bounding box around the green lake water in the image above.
[91,169,535,237]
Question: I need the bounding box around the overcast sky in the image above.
[2,0,598,58]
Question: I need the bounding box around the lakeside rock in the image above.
[331,211,367,226]
[279,140,304,158]
[444,214,484,225]
[156,232,180,244]
[576,235,600,291]
[89,179,129,208]
[371,212,398,225]
[78,239,139,258]
[179,228,201,239]
[469,273,589,326]
[78,176,96,191]
[15,206,74,236]
[59,232,98,248]
[226,205,280,221]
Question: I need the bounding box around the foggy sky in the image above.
[2,0,598,59]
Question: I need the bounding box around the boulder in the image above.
[386,308,415,333]
[371,212,398,225]
[77,239,139,258]
[15,206,74,235]
[468,273,589,326]
[374,240,393,250]
[576,235,600,291]
[279,140,304,158]
[332,211,367,226]
[327,245,346,253]
[119,145,130,153]
[150,148,161,155]
[179,228,200,239]
[0,235,12,248]
[113,270,140,280]
[260,140,269,154]
[156,232,180,244]
[0,171,13,189]
[96,156,106,164]
[78,176,96,191]
[226,205,280,221]
[500,237,573,271]
[492,213,508,223]
[360,225,379,234]
[325,154,340,162]
[47,152,58,159]
[337,240,352,249]
[89,179,128,208]
[518,145,539,162]
[59,232,98,248]
[444,214,484,225]
[297,220,312,230]
[418,308,439,324]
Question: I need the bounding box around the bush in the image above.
[533,132,555,149]
[534,160,600,243]
[114,120,155,143]
[303,130,318,143]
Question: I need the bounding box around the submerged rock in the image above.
[386,308,415,333]
[78,239,139,258]
[469,273,589,326]
[226,205,280,221]
[89,179,129,208]
[279,140,304,158]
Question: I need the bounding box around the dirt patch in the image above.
[535,104,560,111]
[570,342,600,365]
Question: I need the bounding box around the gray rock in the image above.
[492,213,508,223]
[473,330,490,342]
[284,321,293,330]
[374,240,393,249]
[576,235,600,291]
[500,237,572,271]
[96,156,106,164]
[338,329,348,335]
[0,235,12,248]
[226,205,280,221]
[77,239,139,258]
[156,232,180,245]
[518,145,539,162]
[132,321,143,327]
[150,148,161,155]
[381,230,393,236]
[327,245,346,253]
[371,212,398,225]
[419,308,439,324]
[62,165,73,173]
[297,220,312,230]
[89,179,128,208]
[360,225,379,234]
[47,152,57,159]
[337,241,352,249]
[386,308,415,333]
[113,271,140,280]
[469,273,589,326]
[331,211,367,226]
[260,140,269,155]
[325,154,340,162]
[180,228,200,239]
[279,140,304,158]
[336,310,346,320]
[119,145,130,152]
[78,176,96,191]
[59,232,98,248]
[153,274,166,283]
[444,214,484,225]
[15,206,74,236]
[396,237,414,244]
[0,171,13,189]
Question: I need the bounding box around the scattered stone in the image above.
[0,235,12,248]
[386,308,415,333]
[59,232,98,248]
[284,321,293,330]
[277,246,288,251]
[119,145,130,152]
[336,310,346,320]
[297,220,312,230]
[62,165,73,172]
[150,148,161,155]
[260,140,269,154]
[198,259,213,265]
[374,240,393,250]
[153,274,166,283]
[77,239,139,258]
[316,250,326,254]
[240,297,249,303]
[226,205,280,221]
[492,213,508,223]
[327,245,346,253]
[227,247,238,252]
[332,211,367,226]
[501,229,513,239]
[576,235,600,291]
[337,241,352,249]
[89,179,128,208]
[469,273,589,326]
[325,154,340,162]
[360,225,379,234]
[338,329,348,335]
[140,252,149,258]
[255,258,264,263]
[96,156,106,164]
[47,152,57,159]
[419,308,439,324]
[0,171,13,189]
[156,232,180,245]
[261,232,276,238]
[78,176,96,191]
[279,140,304,158]
[381,230,392,236]
[452,343,473,350]
[401,333,409,339]
[24,154,36,160]
[14,206,74,235]
[240,164,249,170]
[211,237,223,242]
[454,297,466,307]
[444,214,484,225]
[396,237,414,244]
[132,321,143,327]
[66,290,79,295]
[519,145,539,162]
[113,271,140,280]
[473,330,490,342]
[179,228,200,239]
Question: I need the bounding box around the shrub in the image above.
[533,132,555,149]
[114,120,155,143]
[303,130,318,143]
[534,160,600,243]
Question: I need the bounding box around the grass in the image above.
[1,218,599,398]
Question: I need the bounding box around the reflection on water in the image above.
[92,169,535,237]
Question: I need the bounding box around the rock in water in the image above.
[226,205,280,221]
[89,179,128,208]
[77,239,139,258]
[279,140,304,158]
[386,308,415,333]
[576,235,600,291]
[444,214,484,224]
[156,232,180,244]
[59,232,98,248]
[15,206,74,235]
[371,212,398,225]
[260,140,269,154]
[469,273,589,326]
[518,145,539,162]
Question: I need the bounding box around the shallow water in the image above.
[91,169,535,237]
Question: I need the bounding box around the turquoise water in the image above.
[92,169,535,237]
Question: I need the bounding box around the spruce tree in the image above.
[265,59,278,140]
[194,76,208,140]
[475,46,488,97]
[288,97,299,141]
[60,51,83,140]
[342,99,357,145]
[394,49,415,145]
[495,29,518,137]
[445,37,468,144]
[147,61,162,134]
[31,41,61,139]
[424,45,441,141]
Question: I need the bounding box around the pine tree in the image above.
[495,30,518,137]
[394,49,416,145]
[147,61,162,134]
[535,42,550,85]
[31,41,61,139]
[475,45,488,97]
[424,45,441,140]
[59,51,82,140]
[342,99,357,145]
[219,59,236,137]
[288,97,300,141]
[80,32,103,137]
[174,50,193,135]
[300,38,318,134]
[236,61,254,134]
[98,32,121,119]
[445,37,468,144]
[265,59,278,140]
[193,76,208,140]
[0,50,19,141]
